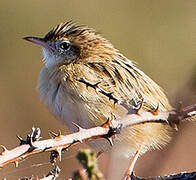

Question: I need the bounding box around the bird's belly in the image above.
[44,85,116,151]
[44,84,95,132]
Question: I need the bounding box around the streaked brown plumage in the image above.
[24,21,173,156]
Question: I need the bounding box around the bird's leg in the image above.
[123,150,140,180]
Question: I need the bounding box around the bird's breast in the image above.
[38,66,106,132]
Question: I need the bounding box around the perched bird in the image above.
[24,21,173,162]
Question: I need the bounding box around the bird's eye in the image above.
[60,42,70,50]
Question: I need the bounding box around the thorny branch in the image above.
[128,172,196,180]
[0,103,195,169]
[16,150,196,180]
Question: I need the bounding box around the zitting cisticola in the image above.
[24,21,172,158]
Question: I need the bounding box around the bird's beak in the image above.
[23,36,49,49]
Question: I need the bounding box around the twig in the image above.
[129,171,196,180]
[0,103,195,168]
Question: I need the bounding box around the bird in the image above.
[24,20,173,170]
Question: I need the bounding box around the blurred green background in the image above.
[0,0,196,179]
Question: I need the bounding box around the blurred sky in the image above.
[0,0,196,179]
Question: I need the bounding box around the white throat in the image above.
[42,48,57,68]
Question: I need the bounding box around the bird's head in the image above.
[24,21,115,67]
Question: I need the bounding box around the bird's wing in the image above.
[61,56,172,153]
[78,55,171,113]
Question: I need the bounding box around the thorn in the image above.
[169,122,178,131]
[79,138,83,143]
[77,139,83,143]
[30,127,41,141]
[0,145,9,155]
[16,135,23,141]
[29,136,34,146]
[114,99,118,105]
[56,148,63,161]
[173,124,178,131]
[16,135,26,145]
[152,103,159,115]
[89,81,101,90]
[135,98,144,115]
[105,137,114,146]
[94,81,101,87]
[101,118,111,128]
[58,130,62,137]
[49,130,58,138]
[72,122,84,131]
[54,130,62,140]
[14,160,19,168]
